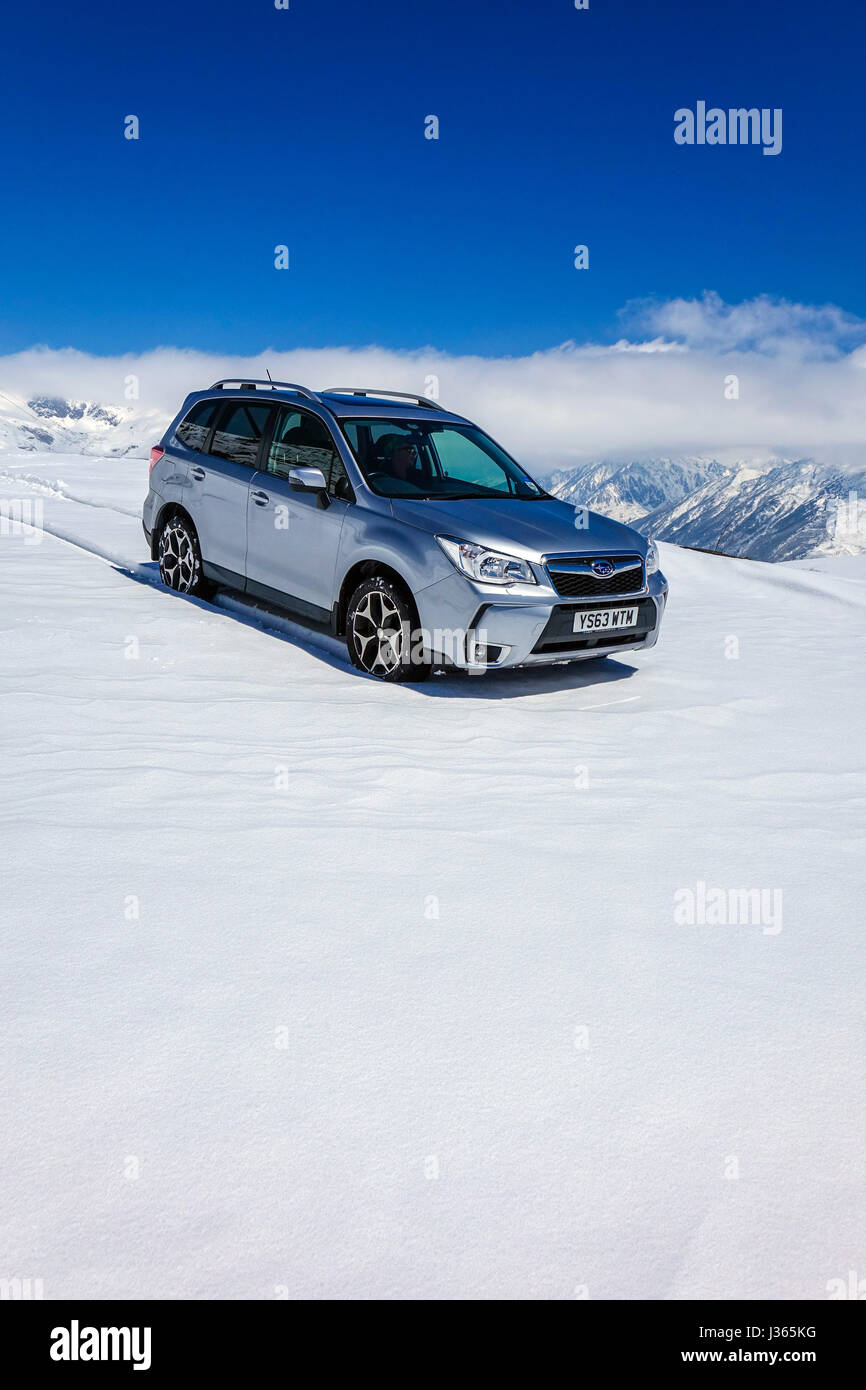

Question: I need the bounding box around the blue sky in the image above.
[1,0,864,356]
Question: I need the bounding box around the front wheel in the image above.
[157,513,213,599]
[346,576,431,682]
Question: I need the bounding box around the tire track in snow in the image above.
[0,507,147,576]
[2,499,352,668]
[0,467,142,518]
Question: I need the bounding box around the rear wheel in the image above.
[346,576,431,682]
[157,512,213,599]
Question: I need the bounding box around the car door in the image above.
[245,406,353,617]
[185,399,274,585]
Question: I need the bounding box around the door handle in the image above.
[190,466,205,481]
[251,489,270,506]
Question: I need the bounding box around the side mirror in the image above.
[288,466,328,493]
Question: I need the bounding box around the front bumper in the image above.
[414,568,669,669]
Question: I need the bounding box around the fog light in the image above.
[467,642,510,667]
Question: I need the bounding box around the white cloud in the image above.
[2,294,866,473]
[621,290,866,359]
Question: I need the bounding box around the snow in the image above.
[786,552,866,583]
[1,451,864,1300]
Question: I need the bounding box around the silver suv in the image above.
[143,380,668,681]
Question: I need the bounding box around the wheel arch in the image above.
[150,501,198,560]
[336,559,418,636]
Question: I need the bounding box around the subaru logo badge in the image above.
[591,559,615,577]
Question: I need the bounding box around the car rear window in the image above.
[175,399,221,453]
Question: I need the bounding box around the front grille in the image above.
[546,556,644,598]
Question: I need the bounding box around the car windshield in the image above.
[340,418,547,500]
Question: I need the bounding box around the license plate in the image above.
[573,606,639,634]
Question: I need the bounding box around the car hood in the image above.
[391,495,644,559]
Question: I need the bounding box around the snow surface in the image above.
[1,451,864,1300]
[785,552,866,583]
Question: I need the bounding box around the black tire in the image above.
[346,575,431,683]
[156,511,214,599]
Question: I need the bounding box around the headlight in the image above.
[435,536,538,585]
[645,539,660,575]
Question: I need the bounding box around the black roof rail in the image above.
[321,388,442,410]
[209,379,319,402]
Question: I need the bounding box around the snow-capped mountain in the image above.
[643,459,866,562]
[549,456,728,526]
[0,391,167,458]
[550,455,866,561]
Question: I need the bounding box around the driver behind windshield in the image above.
[378,434,427,490]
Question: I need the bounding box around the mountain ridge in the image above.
[0,391,167,458]
[549,454,866,562]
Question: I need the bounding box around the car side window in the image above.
[268,408,352,500]
[210,402,273,468]
[175,399,221,453]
